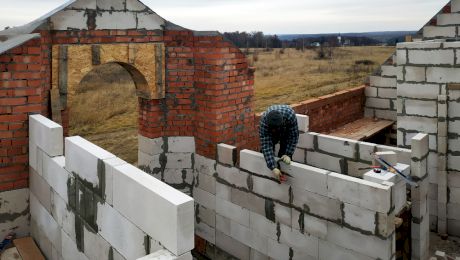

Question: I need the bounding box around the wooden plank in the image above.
[13,237,45,260]
[327,118,394,141]
[58,45,68,108]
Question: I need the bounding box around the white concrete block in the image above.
[196,203,215,227]
[113,164,194,256]
[216,214,231,235]
[267,238,290,260]
[126,0,147,11]
[381,65,403,78]
[217,143,237,166]
[249,212,277,241]
[165,153,192,169]
[364,86,377,97]
[194,154,216,176]
[65,136,115,187]
[427,67,460,83]
[138,151,161,172]
[423,26,456,38]
[396,49,407,65]
[230,220,268,254]
[68,0,96,9]
[347,161,372,179]
[279,161,329,195]
[137,12,166,30]
[297,132,316,149]
[216,164,248,189]
[397,83,439,99]
[279,223,318,258]
[292,148,305,163]
[97,0,125,10]
[292,187,342,220]
[448,172,460,188]
[139,135,164,155]
[453,0,460,12]
[373,151,397,166]
[437,13,460,26]
[216,231,250,260]
[405,99,437,117]
[0,189,29,239]
[370,76,397,88]
[326,222,392,259]
[398,116,438,134]
[317,135,357,159]
[359,142,377,162]
[168,137,195,153]
[318,239,374,260]
[252,175,290,204]
[230,189,265,216]
[291,210,327,239]
[103,157,127,205]
[194,188,215,211]
[96,12,137,29]
[365,97,391,109]
[250,249,269,260]
[216,197,250,227]
[404,66,426,82]
[195,171,215,194]
[97,201,147,259]
[378,87,397,99]
[448,203,460,220]
[296,114,309,132]
[408,49,455,65]
[61,230,89,260]
[195,220,215,244]
[411,133,429,159]
[50,190,76,241]
[342,203,376,233]
[43,155,70,203]
[29,115,63,157]
[50,10,88,30]
[30,167,51,212]
[306,151,342,173]
[450,187,460,204]
[216,182,231,200]
[30,193,61,249]
[84,225,112,260]
[137,250,193,260]
[374,109,396,121]
[274,202,291,227]
[239,150,273,177]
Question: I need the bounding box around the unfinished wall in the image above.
[396,40,460,237]
[279,86,365,133]
[28,114,194,260]
[137,115,430,260]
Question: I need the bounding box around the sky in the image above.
[0,0,450,34]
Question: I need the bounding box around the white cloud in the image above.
[0,0,449,34]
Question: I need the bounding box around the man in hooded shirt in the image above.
[259,105,299,181]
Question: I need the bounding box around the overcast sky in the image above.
[0,0,449,34]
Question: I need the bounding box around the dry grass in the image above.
[68,47,394,162]
[250,46,395,112]
[69,63,139,164]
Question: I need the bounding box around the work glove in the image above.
[272,168,281,180]
[281,155,291,165]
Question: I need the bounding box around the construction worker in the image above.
[259,105,299,181]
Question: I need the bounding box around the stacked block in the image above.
[192,143,398,260]
[29,115,194,260]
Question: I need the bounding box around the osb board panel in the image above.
[51,43,165,101]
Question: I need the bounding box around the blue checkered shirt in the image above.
[259,105,299,170]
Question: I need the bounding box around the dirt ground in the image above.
[430,232,460,258]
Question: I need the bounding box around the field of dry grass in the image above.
[68,46,394,162]
[250,46,394,112]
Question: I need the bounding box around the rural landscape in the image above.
[69,45,395,163]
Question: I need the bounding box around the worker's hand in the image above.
[272,168,281,180]
[281,155,291,165]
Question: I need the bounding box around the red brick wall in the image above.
[0,38,49,191]
[254,86,365,138]
[291,86,365,133]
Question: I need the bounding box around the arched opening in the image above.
[69,62,142,164]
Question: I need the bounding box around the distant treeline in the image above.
[223,31,405,48]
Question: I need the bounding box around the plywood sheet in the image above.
[13,237,44,260]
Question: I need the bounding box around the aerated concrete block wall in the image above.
[29,115,194,260]
[396,40,460,237]
[192,145,398,260]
